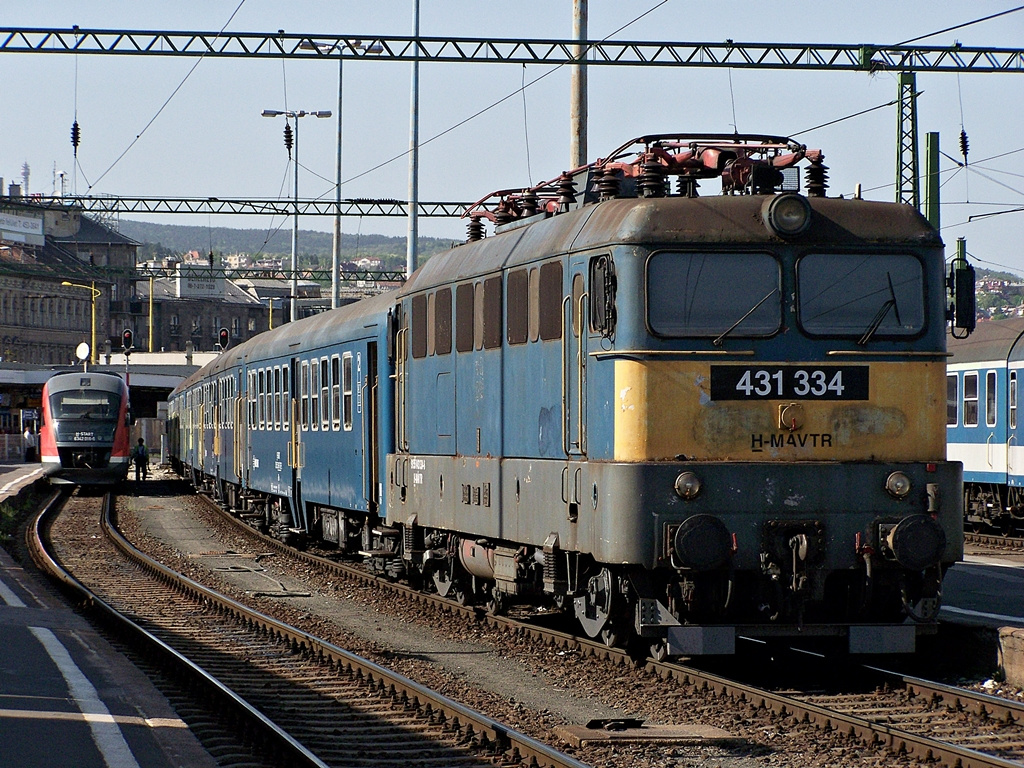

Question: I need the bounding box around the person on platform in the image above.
[23,427,37,463]
[132,437,149,481]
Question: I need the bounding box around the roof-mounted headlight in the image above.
[762,193,812,237]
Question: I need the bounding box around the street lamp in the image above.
[61,280,101,364]
[298,39,383,308]
[261,108,332,323]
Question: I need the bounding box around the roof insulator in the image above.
[466,216,485,242]
[557,172,577,212]
[804,155,829,197]
[595,167,621,201]
[520,190,539,217]
[638,158,666,198]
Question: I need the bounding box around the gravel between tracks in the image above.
[118,482,939,768]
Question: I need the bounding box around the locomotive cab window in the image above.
[647,252,780,337]
[964,372,979,427]
[797,253,925,338]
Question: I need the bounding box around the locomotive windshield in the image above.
[797,253,924,338]
[49,390,121,420]
[647,252,781,337]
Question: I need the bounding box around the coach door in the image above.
[234,369,246,484]
[564,259,588,458]
[288,358,305,509]
[363,342,381,514]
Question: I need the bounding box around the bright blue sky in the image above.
[2,1,1023,272]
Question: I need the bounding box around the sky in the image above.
[1,1,1023,272]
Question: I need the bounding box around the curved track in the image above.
[30,490,589,768]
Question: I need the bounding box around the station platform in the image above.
[0,465,216,768]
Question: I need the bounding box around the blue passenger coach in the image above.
[948,317,1024,531]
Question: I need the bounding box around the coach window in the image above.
[435,287,452,355]
[1011,371,1018,430]
[507,269,528,345]
[455,283,474,353]
[539,261,563,341]
[411,294,428,359]
[310,359,320,431]
[320,356,330,430]
[331,355,341,431]
[275,367,283,430]
[248,371,257,427]
[946,373,958,427]
[282,369,290,429]
[343,352,353,430]
[300,360,309,430]
[258,369,266,429]
[964,372,979,427]
[986,370,998,428]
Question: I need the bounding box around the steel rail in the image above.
[27,492,330,768]
[189,489,1024,768]
[102,495,590,768]
[2,28,1023,73]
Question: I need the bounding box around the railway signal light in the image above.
[122,328,133,351]
[219,327,230,351]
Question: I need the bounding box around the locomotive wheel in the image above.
[432,560,468,604]
[485,587,508,616]
[573,567,622,645]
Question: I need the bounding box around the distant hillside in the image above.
[116,219,456,270]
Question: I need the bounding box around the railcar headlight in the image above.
[885,471,912,499]
[761,193,812,237]
[674,471,701,500]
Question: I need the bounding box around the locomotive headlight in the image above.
[885,471,912,499]
[674,471,701,500]
[762,193,812,237]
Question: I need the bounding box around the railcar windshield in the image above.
[647,252,781,337]
[49,390,121,420]
[797,253,924,339]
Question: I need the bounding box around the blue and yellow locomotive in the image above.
[169,134,972,656]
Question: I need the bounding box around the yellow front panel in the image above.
[613,361,945,462]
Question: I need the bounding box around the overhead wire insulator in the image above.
[959,129,969,166]
[283,122,294,158]
[70,121,81,156]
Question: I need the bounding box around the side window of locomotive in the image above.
[331,355,341,431]
[320,356,330,430]
[946,373,958,427]
[507,269,528,345]
[797,253,924,337]
[538,261,563,341]
[1012,371,1018,430]
[648,252,780,337]
[590,255,615,337]
[411,294,427,359]
[435,288,452,355]
[300,360,309,430]
[455,283,474,353]
[342,353,353,431]
[963,372,979,427]
[483,276,503,349]
[310,359,320,431]
[986,370,998,428]
[529,267,541,342]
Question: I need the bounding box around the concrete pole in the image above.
[570,0,588,169]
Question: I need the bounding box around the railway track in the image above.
[30,490,590,768]
[966,531,1024,551]
[167,486,1024,768]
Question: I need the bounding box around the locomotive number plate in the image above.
[710,366,869,400]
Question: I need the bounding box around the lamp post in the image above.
[261,108,332,323]
[61,280,101,364]
[298,39,382,309]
